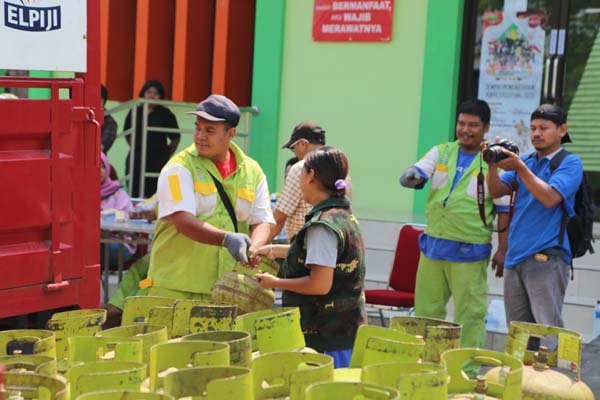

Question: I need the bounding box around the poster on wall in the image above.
[312,0,394,42]
[0,0,87,72]
[477,10,546,154]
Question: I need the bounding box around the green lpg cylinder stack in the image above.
[484,321,594,400]
[120,296,237,339]
[212,257,279,314]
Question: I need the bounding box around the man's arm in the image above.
[250,222,272,250]
[486,163,512,198]
[491,212,509,278]
[268,209,288,242]
[496,150,563,207]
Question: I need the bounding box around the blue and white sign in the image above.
[0,0,86,71]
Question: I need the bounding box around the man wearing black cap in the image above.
[145,94,275,300]
[271,121,348,242]
[486,103,583,329]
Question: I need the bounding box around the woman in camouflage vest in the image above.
[255,147,367,368]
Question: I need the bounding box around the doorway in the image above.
[460,0,600,217]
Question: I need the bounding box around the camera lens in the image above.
[482,147,504,164]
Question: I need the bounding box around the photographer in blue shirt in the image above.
[485,104,582,329]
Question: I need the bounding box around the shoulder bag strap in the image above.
[207,171,238,233]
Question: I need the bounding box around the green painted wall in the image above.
[276,1,429,221]
[250,0,286,189]
[414,0,465,214]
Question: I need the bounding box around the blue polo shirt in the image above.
[500,148,582,268]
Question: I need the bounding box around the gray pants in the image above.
[504,254,570,328]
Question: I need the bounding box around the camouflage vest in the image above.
[282,196,367,352]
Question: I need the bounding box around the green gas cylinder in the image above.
[76,391,174,400]
[67,336,143,364]
[0,330,56,358]
[182,330,253,367]
[485,321,594,400]
[0,354,57,377]
[1,372,67,400]
[96,324,168,364]
[162,366,253,400]
[252,352,334,400]
[147,340,230,391]
[212,257,279,314]
[389,316,462,363]
[47,309,106,362]
[235,307,312,354]
[363,361,448,399]
[67,361,146,400]
[305,381,400,400]
[442,348,523,399]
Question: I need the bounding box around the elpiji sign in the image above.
[4,0,61,32]
[0,0,87,72]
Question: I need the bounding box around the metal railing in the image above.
[105,98,258,197]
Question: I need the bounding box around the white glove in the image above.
[223,232,252,263]
[399,166,424,188]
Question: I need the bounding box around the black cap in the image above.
[281,121,326,149]
[531,104,571,143]
[187,94,240,127]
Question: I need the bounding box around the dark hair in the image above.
[285,156,299,169]
[138,80,166,99]
[459,99,491,125]
[303,146,349,198]
[101,84,108,105]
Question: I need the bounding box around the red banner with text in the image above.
[312,0,394,42]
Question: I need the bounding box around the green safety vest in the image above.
[424,141,497,244]
[148,142,268,294]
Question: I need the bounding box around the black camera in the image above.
[482,139,519,163]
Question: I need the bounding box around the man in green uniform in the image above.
[146,94,274,299]
[399,99,509,376]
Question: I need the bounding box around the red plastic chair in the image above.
[365,224,423,327]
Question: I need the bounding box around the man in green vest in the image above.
[399,99,509,376]
[146,94,275,300]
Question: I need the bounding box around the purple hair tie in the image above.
[335,179,346,190]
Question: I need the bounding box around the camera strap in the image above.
[477,155,518,233]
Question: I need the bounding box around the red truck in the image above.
[0,0,102,323]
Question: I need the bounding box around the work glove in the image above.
[223,232,252,264]
[399,166,424,188]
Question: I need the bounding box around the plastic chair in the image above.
[365,224,423,326]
